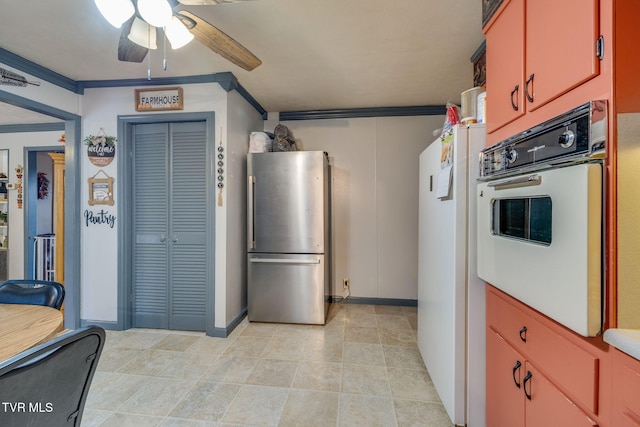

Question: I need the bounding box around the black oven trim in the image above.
[479,100,607,180]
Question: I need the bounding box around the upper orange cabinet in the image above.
[484,0,601,134]
[485,0,525,133]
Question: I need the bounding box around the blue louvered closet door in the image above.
[133,121,207,330]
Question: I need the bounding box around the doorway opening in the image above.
[25,147,64,280]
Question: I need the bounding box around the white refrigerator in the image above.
[417,124,486,427]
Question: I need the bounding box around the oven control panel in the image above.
[479,100,607,179]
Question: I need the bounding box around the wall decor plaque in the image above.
[85,129,116,166]
[88,170,114,206]
[135,87,184,112]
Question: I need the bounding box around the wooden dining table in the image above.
[0,303,64,361]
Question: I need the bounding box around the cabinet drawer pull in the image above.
[512,360,522,388]
[525,73,535,103]
[510,85,519,111]
[519,326,527,342]
[523,371,533,400]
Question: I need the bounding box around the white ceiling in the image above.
[0,0,484,125]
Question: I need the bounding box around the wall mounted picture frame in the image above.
[135,86,184,112]
[88,170,114,206]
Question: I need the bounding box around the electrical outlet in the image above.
[343,278,350,289]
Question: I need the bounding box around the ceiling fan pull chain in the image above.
[147,25,152,80]
[163,30,168,71]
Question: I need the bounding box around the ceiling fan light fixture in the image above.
[165,17,194,49]
[137,0,173,28]
[94,0,135,28]
[128,17,158,49]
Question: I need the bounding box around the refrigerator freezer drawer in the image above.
[248,254,328,324]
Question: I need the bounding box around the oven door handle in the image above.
[487,174,541,189]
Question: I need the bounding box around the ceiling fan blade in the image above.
[118,17,149,63]
[177,0,254,5]
[177,10,261,71]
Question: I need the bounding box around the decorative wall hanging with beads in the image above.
[15,165,23,209]
[217,130,224,207]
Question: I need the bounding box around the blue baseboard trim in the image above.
[331,296,417,307]
[80,319,120,331]
[279,105,446,121]
[209,308,248,338]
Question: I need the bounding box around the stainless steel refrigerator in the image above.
[247,151,331,324]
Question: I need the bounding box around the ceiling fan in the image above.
[95,0,261,72]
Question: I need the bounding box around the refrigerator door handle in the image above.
[250,258,321,264]
[248,175,256,249]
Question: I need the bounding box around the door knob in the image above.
[159,234,167,242]
[172,236,178,243]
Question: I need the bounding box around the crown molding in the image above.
[0,49,267,117]
[279,105,446,121]
[0,122,65,134]
[0,48,80,93]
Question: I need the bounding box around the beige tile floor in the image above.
[82,303,453,427]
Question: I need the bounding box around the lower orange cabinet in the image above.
[612,348,640,426]
[487,328,525,427]
[486,285,608,426]
[487,328,599,427]
[525,363,598,427]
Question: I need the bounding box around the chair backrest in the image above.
[0,279,65,310]
[0,326,106,427]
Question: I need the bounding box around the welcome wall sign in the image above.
[135,87,184,112]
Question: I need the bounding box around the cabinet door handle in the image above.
[519,326,527,342]
[523,371,533,400]
[525,73,535,103]
[512,360,522,388]
[510,85,519,111]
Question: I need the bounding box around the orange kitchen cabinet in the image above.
[612,348,640,426]
[484,0,525,133]
[525,362,599,427]
[486,328,525,427]
[484,0,600,134]
[486,285,611,426]
[487,328,599,427]
[525,0,600,112]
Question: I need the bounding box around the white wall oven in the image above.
[477,101,606,337]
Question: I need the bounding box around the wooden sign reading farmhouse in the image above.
[135,87,184,112]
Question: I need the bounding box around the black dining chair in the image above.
[0,326,105,427]
[0,279,65,310]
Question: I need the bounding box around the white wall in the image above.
[278,115,443,299]
[80,83,229,324]
[0,63,79,116]
[2,67,444,327]
[0,131,64,278]
[222,91,264,325]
